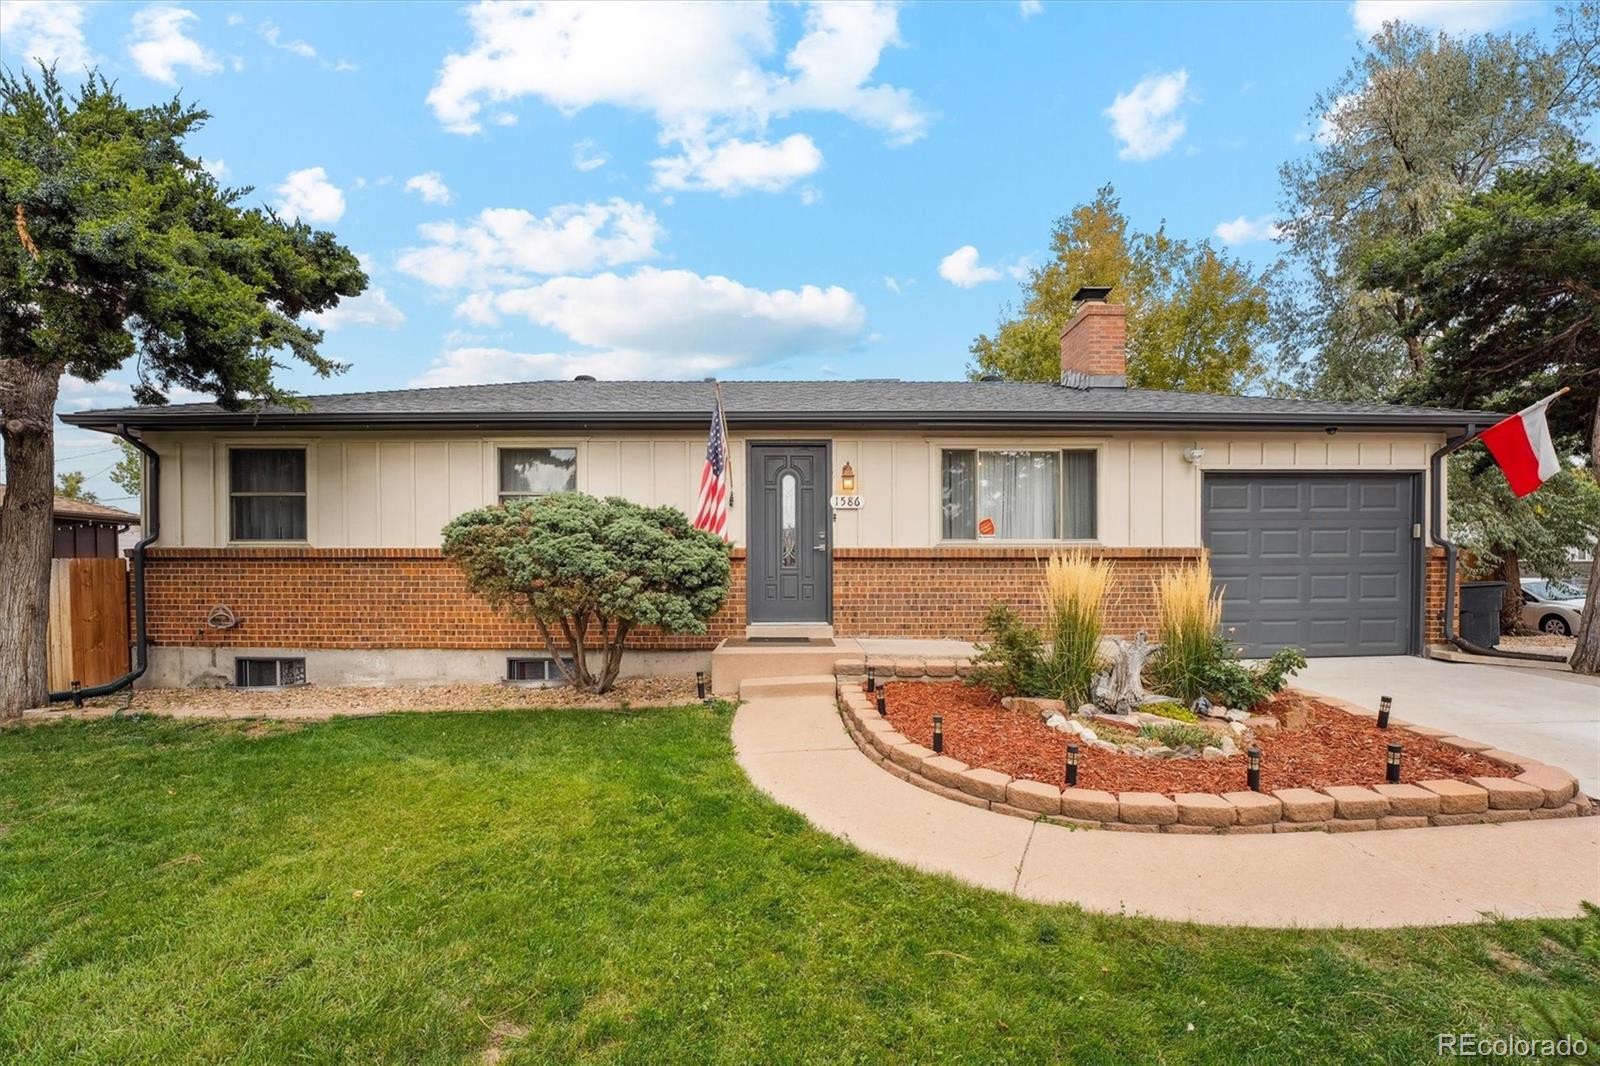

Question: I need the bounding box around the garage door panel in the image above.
[1203,474,1416,658]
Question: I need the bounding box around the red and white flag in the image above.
[694,390,732,540]
[1480,391,1564,497]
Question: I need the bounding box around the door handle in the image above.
[813,538,828,551]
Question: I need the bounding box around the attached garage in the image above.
[1203,473,1422,658]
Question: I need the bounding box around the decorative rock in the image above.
[1174,793,1236,827]
[1006,779,1063,815]
[919,754,970,789]
[1000,696,1016,710]
[1378,815,1430,831]
[1229,722,1247,736]
[1225,709,1250,723]
[1117,792,1179,825]
[1145,745,1173,758]
[1090,739,1120,754]
[1219,736,1238,757]
[1060,788,1120,821]
[1077,726,1099,744]
[1222,791,1282,825]
[1014,697,1068,716]
[1044,713,1071,732]
[887,742,934,772]
[1322,786,1390,820]
[1191,696,1212,717]
[1244,715,1279,734]
[1076,703,1098,719]
[1373,783,1441,817]
[1273,788,1337,822]
[1515,766,1579,808]
[1469,776,1544,810]
[1201,746,1226,762]
[1417,779,1489,814]
[923,659,958,678]
[957,767,1011,802]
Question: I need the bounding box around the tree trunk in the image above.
[1571,394,1600,675]
[1495,549,1524,636]
[0,358,64,716]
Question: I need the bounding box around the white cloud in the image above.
[404,171,453,205]
[653,133,823,194]
[1213,214,1281,245]
[1349,1,1531,36]
[201,157,227,179]
[129,6,221,85]
[396,199,663,289]
[0,0,97,71]
[1104,69,1190,162]
[426,1,927,196]
[453,267,866,368]
[572,139,608,172]
[1019,0,1044,16]
[938,245,1003,288]
[275,166,345,223]
[306,287,406,331]
[258,19,316,59]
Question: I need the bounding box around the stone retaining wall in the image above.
[834,659,1593,835]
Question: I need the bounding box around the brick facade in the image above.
[1058,301,1128,378]
[1423,546,1456,648]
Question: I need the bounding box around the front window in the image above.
[229,448,307,541]
[941,448,1097,541]
[498,447,577,502]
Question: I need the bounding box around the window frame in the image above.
[225,444,311,544]
[933,442,1102,545]
[492,443,580,505]
[234,656,307,688]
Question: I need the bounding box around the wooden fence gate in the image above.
[47,557,131,691]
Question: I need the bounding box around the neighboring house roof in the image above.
[0,484,140,524]
[58,378,1500,433]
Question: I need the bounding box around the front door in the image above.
[748,443,831,624]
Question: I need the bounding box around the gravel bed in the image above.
[878,681,1509,795]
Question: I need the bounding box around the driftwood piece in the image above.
[1093,631,1164,715]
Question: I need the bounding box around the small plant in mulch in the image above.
[1142,701,1197,722]
[969,552,1112,706]
[1137,721,1215,751]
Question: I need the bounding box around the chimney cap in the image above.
[1072,285,1114,304]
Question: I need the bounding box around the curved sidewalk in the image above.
[732,693,1600,928]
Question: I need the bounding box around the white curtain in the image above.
[979,451,1059,540]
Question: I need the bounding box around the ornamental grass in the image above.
[1040,550,1112,706]
[1155,560,1225,703]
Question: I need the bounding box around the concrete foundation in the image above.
[143,646,710,689]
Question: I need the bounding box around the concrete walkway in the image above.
[733,692,1600,928]
[1299,656,1600,797]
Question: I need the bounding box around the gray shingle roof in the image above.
[59,378,1499,432]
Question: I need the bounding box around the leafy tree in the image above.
[53,470,95,502]
[0,68,366,714]
[1362,157,1600,670]
[968,184,1274,393]
[1275,8,1600,400]
[442,494,733,694]
[110,439,141,499]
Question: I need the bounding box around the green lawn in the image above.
[2,707,1596,1065]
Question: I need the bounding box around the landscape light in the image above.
[866,668,876,693]
[932,714,944,754]
[1247,747,1262,792]
[1066,744,1079,787]
[877,690,886,716]
[1377,696,1392,729]
[71,680,82,709]
[696,672,707,701]
[1387,743,1403,784]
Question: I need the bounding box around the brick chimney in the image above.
[1059,285,1127,389]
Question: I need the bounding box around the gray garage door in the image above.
[1202,473,1419,658]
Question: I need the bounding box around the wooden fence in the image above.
[47,557,131,691]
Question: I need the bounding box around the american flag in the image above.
[694,390,732,540]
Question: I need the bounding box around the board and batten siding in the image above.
[142,428,1447,551]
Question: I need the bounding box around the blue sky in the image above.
[0,0,1567,500]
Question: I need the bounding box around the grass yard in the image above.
[2,706,1597,1065]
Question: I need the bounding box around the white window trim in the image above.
[484,439,585,504]
[927,439,1105,547]
[219,439,317,546]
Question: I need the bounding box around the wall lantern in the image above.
[1182,444,1206,465]
[839,462,857,493]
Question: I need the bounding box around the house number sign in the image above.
[830,494,864,510]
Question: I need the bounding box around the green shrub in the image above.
[968,604,1051,698]
[1153,637,1306,711]
[1138,722,1215,750]
[1143,701,1197,722]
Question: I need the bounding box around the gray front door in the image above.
[1203,473,1420,657]
[748,443,831,624]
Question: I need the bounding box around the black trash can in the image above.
[1459,580,1507,648]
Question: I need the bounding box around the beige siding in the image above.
[140,427,1448,551]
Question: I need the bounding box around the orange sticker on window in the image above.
[977,517,996,538]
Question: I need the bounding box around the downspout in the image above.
[49,424,159,702]
[1429,429,1569,663]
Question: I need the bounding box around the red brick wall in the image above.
[832,547,1202,639]
[1059,302,1127,378]
[1423,546,1456,647]
[140,546,1202,651]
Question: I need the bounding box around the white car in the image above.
[1520,578,1586,637]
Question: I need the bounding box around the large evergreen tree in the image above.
[0,69,366,714]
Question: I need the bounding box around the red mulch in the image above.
[875,681,1511,796]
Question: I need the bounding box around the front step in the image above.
[711,636,860,695]
[738,674,837,700]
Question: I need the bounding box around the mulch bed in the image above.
[876,681,1510,796]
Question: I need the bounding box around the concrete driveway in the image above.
[1298,657,1600,796]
